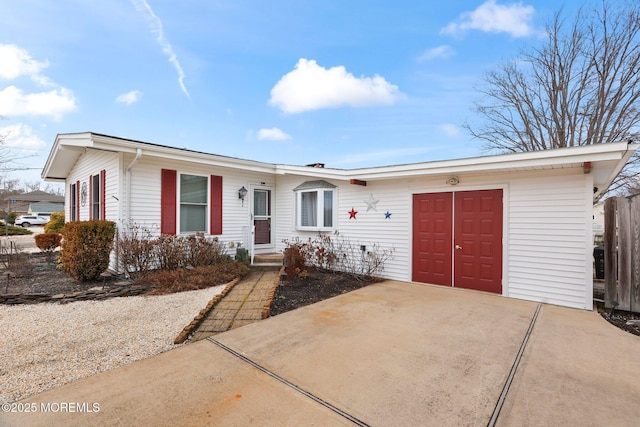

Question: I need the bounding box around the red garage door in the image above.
[412,189,503,294]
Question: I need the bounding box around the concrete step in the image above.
[253,253,283,264]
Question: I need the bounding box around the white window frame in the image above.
[177,173,209,234]
[295,187,336,232]
[91,174,101,220]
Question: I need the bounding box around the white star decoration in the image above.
[364,194,380,212]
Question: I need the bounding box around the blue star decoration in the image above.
[384,211,392,219]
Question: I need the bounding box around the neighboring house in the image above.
[592,201,605,245]
[42,132,637,311]
[28,202,65,216]
[5,190,65,217]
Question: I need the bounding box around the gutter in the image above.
[124,148,143,224]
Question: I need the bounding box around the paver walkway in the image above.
[190,268,280,341]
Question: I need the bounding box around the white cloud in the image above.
[0,123,46,151]
[0,44,77,120]
[440,0,535,38]
[116,90,143,105]
[131,0,190,98]
[0,85,76,120]
[0,44,52,86]
[269,58,403,114]
[257,127,291,141]
[417,45,455,62]
[439,123,461,137]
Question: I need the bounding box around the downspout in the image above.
[125,149,143,224]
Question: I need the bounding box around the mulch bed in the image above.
[595,301,640,337]
[269,270,378,316]
[0,252,120,295]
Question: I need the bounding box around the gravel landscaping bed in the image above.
[0,284,225,404]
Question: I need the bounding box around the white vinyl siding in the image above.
[65,149,119,223]
[506,172,591,309]
[276,176,409,281]
[126,154,274,247]
[277,167,592,310]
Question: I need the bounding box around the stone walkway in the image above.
[189,268,281,341]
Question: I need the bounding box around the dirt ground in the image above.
[0,252,118,295]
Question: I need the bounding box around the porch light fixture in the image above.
[238,186,248,206]
[447,176,459,186]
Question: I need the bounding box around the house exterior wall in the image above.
[123,154,274,247]
[65,149,120,222]
[275,166,593,310]
[64,145,595,310]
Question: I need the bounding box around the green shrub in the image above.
[44,212,65,233]
[60,220,116,281]
[6,211,16,225]
[0,222,32,236]
[34,232,62,253]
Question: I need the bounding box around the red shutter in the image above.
[161,169,177,235]
[76,180,80,221]
[210,175,223,234]
[88,175,93,220]
[100,169,106,220]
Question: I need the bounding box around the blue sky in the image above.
[0,0,586,184]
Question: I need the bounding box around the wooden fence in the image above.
[604,196,640,312]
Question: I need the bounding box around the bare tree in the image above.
[466,2,640,192]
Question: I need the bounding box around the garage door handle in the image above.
[455,244,463,250]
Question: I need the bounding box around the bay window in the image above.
[294,180,336,231]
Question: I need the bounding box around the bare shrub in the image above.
[282,237,312,280]
[137,263,249,295]
[282,234,394,281]
[154,234,187,270]
[115,223,158,279]
[184,233,228,267]
[0,242,34,281]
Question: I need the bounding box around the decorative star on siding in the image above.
[385,211,392,219]
[348,208,358,219]
[364,194,380,211]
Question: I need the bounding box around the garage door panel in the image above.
[413,190,502,294]
[454,189,503,294]
[412,193,452,286]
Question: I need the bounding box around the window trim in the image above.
[177,172,209,234]
[91,174,100,220]
[70,182,77,221]
[295,186,336,232]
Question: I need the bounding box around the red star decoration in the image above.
[348,208,358,219]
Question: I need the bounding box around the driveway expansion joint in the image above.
[208,337,371,427]
[488,303,542,426]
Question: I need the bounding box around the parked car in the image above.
[14,215,50,227]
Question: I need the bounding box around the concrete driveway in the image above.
[2,281,640,426]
